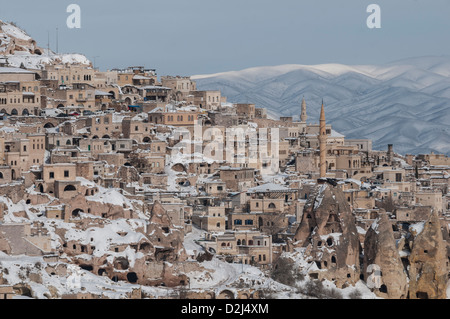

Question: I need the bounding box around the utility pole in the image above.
[56,27,59,54]
[47,30,50,56]
[93,56,99,70]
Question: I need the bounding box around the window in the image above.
[234,219,242,225]
[245,220,253,225]
[64,170,69,177]
[49,172,54,179]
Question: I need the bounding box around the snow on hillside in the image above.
[6,50,91,70]
[194,56,450,156]
[1,23,32,41]
[0,20,91,69]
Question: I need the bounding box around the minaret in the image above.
[319,100,327,178]
[300,96,307,123]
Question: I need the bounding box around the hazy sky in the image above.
[2,0,450,75]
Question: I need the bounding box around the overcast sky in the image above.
[2,0,450,75]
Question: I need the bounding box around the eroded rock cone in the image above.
[293,183,361,288]
[363,211,408,299]
[408,210,447,299]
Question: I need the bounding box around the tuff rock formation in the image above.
[363,211,409,299]
[408,210,447,299]
[293,182,361,288]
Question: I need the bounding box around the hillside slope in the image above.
[0,20,90,69]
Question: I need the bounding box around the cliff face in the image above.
[294,183,361,288]
[363,212,409,299]
[408,211,448,299]
[0,20,42,56]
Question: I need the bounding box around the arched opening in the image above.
[0,172,3,179]
[143,136,151,143]
[108,91,116,99]
[268,203,276,209]
[217,290,234,299]
[57,104,65,109]
[114,257,129,270]
[64,185,77,191]
[80,264,93,271]
[11,169,16,180]
[11,109,18,116]
[98,269,107,276]
[22,109,29,116]
[72,208,83,218]
[326,238,333,246]
[14,286,32,298]
[331,256,336,264]
[44,122,54,128]
[416,291,428,299]
[379,284,388,294]
[102,135,110,139]
[127,272,138,283]
[139,242,152,253]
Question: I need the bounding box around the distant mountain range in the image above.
[193,57,450,156]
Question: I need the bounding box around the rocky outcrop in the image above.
[293,183,361,288]
[0,21,42,56]
[363,211,408,299]
[408,210,447,299]
[147,201,187,262]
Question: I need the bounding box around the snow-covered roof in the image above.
[95,90,112,96]
[140,85,171,90]
[0,66,34,74]
[133,75,152,80]
[247,182,293,193]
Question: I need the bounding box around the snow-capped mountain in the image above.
[193,56,450,156]
[0,20,90,69]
